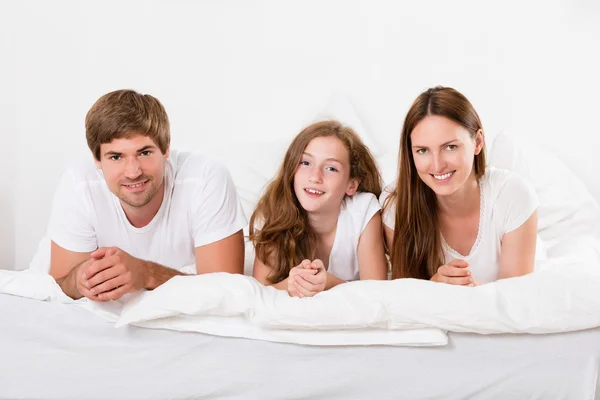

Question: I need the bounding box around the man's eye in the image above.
[140,151,151,156]
[110,155,121,161]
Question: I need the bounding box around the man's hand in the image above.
[82,247,147,302]
[430,259,474,286]
[73,259,101,301]
[287,259,327,298]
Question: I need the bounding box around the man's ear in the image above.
[164,146,171,159]
[346,179,360,196]
[474,129,484,155]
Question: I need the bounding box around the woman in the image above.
[381,86,538,285]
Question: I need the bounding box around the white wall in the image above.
[1,0,599,270]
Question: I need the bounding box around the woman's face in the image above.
[410,115,483,197]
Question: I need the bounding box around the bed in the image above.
[3,101,600,399]
[1,293,599,400]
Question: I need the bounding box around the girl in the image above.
[250,120,388,297]
[381,86,539,285]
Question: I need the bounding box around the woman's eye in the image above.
[446,145,457,151]
[416,149,427,155]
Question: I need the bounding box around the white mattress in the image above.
[1,293,598,400]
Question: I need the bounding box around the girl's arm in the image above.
[357,212,389,280]
[253,256,289,290]
[498,210,538,279]
[383,226,394,256]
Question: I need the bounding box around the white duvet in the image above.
[2,234,600,347]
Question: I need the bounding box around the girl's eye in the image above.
[325,166,338,172]
[300,160,310,166]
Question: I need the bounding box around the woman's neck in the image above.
[436,174,480,218]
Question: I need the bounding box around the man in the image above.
[49,89,246,301]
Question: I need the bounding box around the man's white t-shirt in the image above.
[47,150,247,272]
[379,167,541,283]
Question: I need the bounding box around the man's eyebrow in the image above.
[137,145,156,152]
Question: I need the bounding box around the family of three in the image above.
[47,87,539,302]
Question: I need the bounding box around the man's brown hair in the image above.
[85,89,170,160]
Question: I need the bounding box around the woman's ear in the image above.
[346,179,360,196]
[474,129,484,155]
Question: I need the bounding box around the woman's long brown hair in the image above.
[250,120,382,284]
[386,86,486,280]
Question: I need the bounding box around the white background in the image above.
[1,0,599,270]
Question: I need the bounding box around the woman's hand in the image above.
[287,259,327,297]
[431,259,475,286]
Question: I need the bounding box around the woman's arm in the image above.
[357,212,389,280]
[499,210,538,279]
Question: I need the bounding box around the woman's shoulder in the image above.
[483,167,538,215]
[483,167,534,196]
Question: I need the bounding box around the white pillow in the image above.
[489,130,600,255]
[314,92,382,156]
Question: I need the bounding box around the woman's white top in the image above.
[379,167,541,283]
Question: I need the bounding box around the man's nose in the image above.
[124,157,142,179]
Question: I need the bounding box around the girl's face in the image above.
[293,136,359,215]
[410,115,483,197]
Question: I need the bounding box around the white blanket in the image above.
[2,234,600,347]
[0,269,446,347]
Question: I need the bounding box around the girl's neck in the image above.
[436,173,480,218]
[307,210,339,238]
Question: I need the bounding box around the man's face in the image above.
[95,134,170,209]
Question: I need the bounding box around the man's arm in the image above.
[82,247,185,301]
[50,241,94,300]
[194,230,244,274]
[88,230,245,301]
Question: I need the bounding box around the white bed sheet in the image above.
[1,293,598,400]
